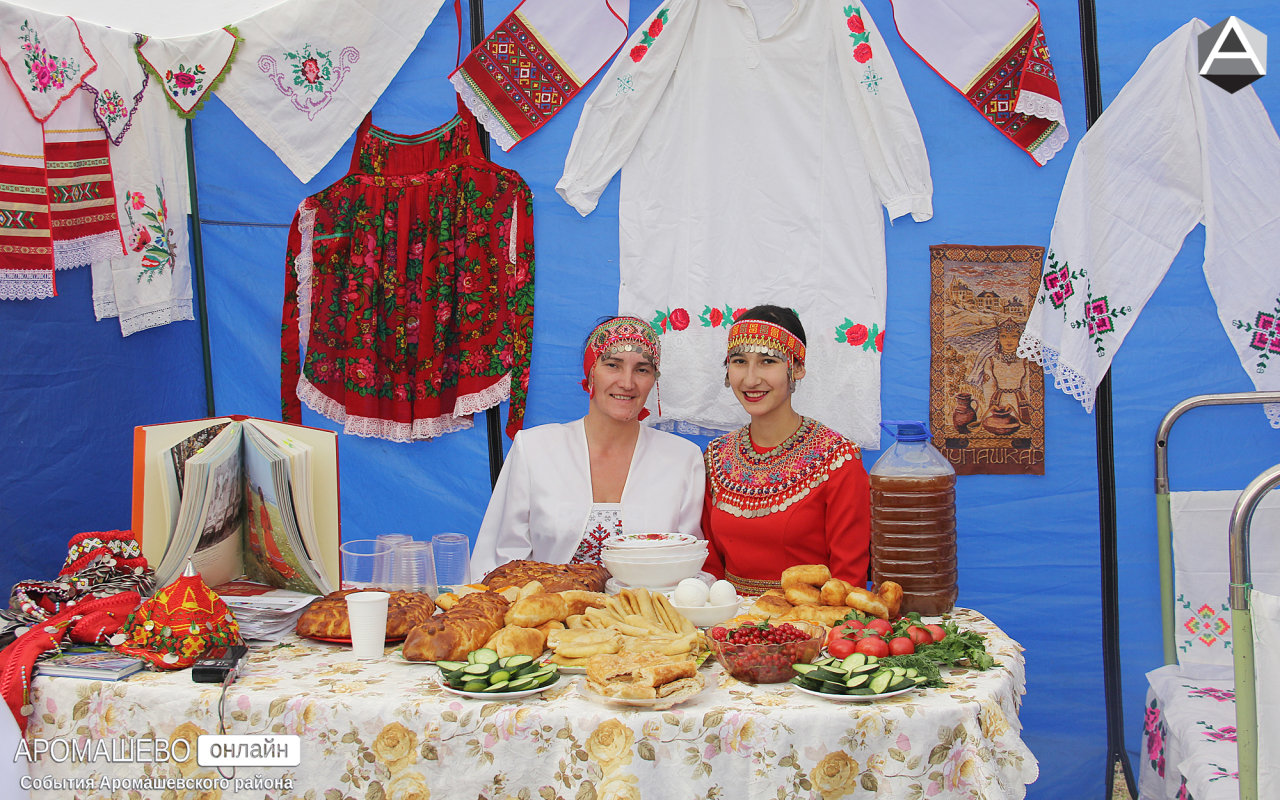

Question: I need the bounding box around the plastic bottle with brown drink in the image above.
[868,421,957,615]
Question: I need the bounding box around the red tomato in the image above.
[888,636,916,656]
[907,626,933,646]
[854,636,889,658]
[826,620,864,649]
[866,619,893,637]
[925,624,947,643]
[828,635,858,659]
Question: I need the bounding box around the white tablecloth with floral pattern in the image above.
[22,608,1037,800]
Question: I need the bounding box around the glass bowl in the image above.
[708,621,823,683]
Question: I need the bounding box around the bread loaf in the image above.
[296,589,436,639]
[402,591,508,661]
[483,560,609,593]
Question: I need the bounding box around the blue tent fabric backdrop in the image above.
[1,1,1277,797]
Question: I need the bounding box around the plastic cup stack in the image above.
[431,533,472,594]
[394,540,438,597]
[345,591,390,659]
[340,539,395,590]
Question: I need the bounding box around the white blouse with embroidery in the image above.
[558,0,933,448]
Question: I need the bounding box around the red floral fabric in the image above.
[281,105,534,442]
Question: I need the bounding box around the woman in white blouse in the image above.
[470,317,705,579]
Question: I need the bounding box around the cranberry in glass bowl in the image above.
[707,621,823,683]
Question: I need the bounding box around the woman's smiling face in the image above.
[727,351,805,419]
[589,350,656,421]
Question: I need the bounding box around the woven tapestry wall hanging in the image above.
[929,244,1045,475]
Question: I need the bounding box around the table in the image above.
[23,608,1038,800]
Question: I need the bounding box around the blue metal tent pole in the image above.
[1075,0,1136,796]
[185,119,215,417]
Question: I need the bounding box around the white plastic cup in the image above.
[394,540,437,597]
[345,591,390,659]
[431,533,472,593]
[340,540,395,590]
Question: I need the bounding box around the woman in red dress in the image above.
[701,306,871,595]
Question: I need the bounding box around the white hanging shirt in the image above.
[470,418,706,579]
[558,0,933,449]
[1019,19,1280,428]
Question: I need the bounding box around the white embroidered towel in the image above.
[1019,20,1280,428]
[0,64,55,300]
[888,0,1066,164]
[78,23,148,145]
[215,0,447,183]
[90,83,193,335]
[136,26,239,118]
[1252,588,1280,800]
[42,88,124,270]
[1171,490,1280,667]
[0,5,95,121]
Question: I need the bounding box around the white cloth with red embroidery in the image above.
[78,23,148,145]
[136,27,238,117]
[89,80,193,336]
[1018,20,1280,428]
[470,418,705,579]
[1169,490,1280,667]
[0,4,94,122]
[1140,662,1240,800]
[558,0,932,448]
[215,0,447,183]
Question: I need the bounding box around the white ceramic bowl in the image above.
[667,598,743,628]
[601,544,708,562]
[604,533,699,549]
[602,553,705,587]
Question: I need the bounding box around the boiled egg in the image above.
[673,578,709,607]
[707,580,737,606]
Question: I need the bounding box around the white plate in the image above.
[438,675,560,700]
[606,572,714,595]
[576,673,715,710]
[555,665,587,674]
[790,684,919,703]
[604,533,699,549]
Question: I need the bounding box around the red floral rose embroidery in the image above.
[436,302,451,325]
[301,58,321,84]
[466,301,484,317]
[733,307,748,321]
[847,15,865,34]
[853,43,873,63]
[648,18,664,37]
[669,308,691,330]
[708,307,724,327]
[173,71,197,89]
[847,324,869,346]
[630,44,648,62]
[458,273,480,293]
[347,358,376,389]
[874,330,884,351]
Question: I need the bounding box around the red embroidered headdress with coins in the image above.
[111,564,242,671]
[725,319,806,365]
[581,316,663,419]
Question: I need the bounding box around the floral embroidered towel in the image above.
[1144,663,1240,800]
[0,65,55,299]
[1169,490,1280,667]
[42,89,124,270]
[215,0,447,183]
[888,0,1066,164]
[0,6,95,122]
[451,0,631,151]
[136,27,240,118]
[90,80,193,336]
[79,24,147,145]
[1019,20,1280,428]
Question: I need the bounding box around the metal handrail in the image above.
[1154,392,1280,664]
[1227,463,1280,800]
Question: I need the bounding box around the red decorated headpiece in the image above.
[726,319,806,365]
[581,316,662,419]
[113,568,242,670]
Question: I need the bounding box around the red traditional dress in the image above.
[281,104,534,442]
[702,417,871,595]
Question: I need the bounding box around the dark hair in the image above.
[739,305,806,345]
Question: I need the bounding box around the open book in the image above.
[132,416,340,594]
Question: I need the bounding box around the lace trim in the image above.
[118,298,194,337]
[1015,90,1066,125]
[1028,121,1069,166]
[0,270,55,300]
[650,419,734,438]
[1266,403,1280,429]
[93,293,118,320]
[450,71,518,152]
[296,373,510,443]
[295,204,318,366]
[1017,333,1096,412]
[53,233,124,270]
